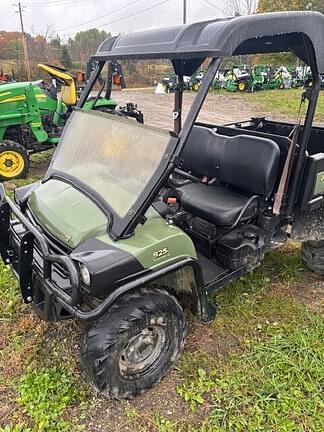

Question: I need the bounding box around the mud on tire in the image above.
[80,288,186,399]
[301,240,324,275]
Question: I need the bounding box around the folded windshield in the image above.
[50,110,172,218]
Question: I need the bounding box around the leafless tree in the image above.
[225,0,258,16]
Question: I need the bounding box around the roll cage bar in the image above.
[74,11,323,239]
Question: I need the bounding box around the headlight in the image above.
[80,264,91,286]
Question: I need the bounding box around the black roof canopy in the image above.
[93,11,324,74]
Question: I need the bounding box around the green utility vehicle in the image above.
[0,62,124,180]
[1,11,324,399]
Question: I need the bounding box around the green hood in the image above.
[29,179,107,248]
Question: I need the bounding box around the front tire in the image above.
[0,140,29,180]
[80,288,186,399]
[301,240,324,275]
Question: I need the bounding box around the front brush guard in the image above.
[0,184,80,306]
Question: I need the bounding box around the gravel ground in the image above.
[112,88,265,129]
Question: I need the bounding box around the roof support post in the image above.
[286,74,322,218]
[174,74,184,134]
[77,61,104,108]
[105,61,114,100]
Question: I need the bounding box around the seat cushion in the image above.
[177,183,258,226]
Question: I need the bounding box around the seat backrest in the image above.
[181,126,226,177]
[220,134,280,197]
[181,125,281,198]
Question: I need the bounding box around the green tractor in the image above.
[232,64,283,92]
[248,64,268,91]
[264,66,289,90]
[161,73,178,92]
[189,70,204,91]
[224,64,286,93]
[224,64,250,92]
[0,62,121,180]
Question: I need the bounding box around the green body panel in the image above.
[53,97,67,127]
[28,180,107,247]
[224,79,237,92]
[0,81,116,143]
[29,179,197,270]
[0,81,57,118]
[0,81,58,142]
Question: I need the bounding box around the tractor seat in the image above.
[178,183,258,226]
[177,126,281,227]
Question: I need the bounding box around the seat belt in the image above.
[273,96,305,215]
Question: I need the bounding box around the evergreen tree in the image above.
[60,45,72,69]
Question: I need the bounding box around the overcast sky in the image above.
[0,0,228,39]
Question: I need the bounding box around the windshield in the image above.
[50,110,172,218]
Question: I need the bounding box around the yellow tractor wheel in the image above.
[0,141,29,180]
[192,82,200,91]
[238,81,247,92]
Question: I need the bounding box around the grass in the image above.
[17,366,78,432]
[176,314,324,432]
[0,98,323,431]
[227,88,324,122]
[122,246,323,432]
[211,245,308,338]
[0,263,20,320]
[0,426,32,432]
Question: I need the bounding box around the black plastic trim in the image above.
[53,257,213,323]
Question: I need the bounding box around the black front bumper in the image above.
[0,188,82,320]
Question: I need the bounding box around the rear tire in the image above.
[80,288,186,399]
[301,240,324,275]
[0,140,29,180]
[238,80,247,92]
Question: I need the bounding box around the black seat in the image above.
[177,126,281,227]
[178,183,258,226]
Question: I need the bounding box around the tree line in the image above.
[0,28,110,80]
